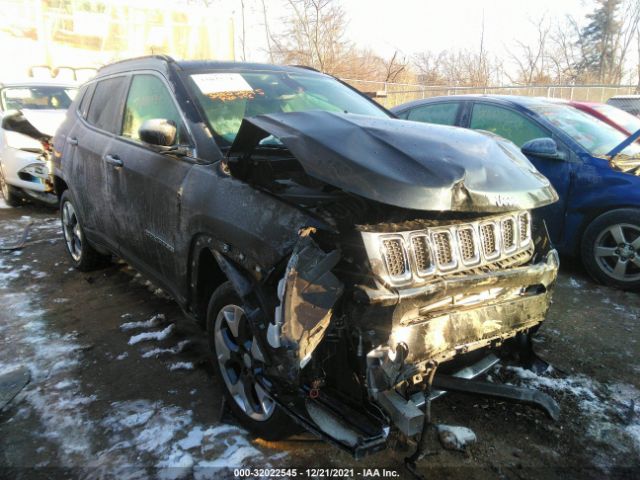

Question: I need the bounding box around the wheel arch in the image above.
[565,204,640,256]
[53,175,68,198]
[188,234,261,325]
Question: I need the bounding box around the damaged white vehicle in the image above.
[0,81,76,206]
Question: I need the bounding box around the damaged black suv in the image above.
[52,56,561,458]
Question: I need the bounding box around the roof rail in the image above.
[97,54,175,72]
[288,64,321,72]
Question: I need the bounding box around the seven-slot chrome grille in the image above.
[363,211,533,286]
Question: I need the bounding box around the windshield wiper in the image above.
[607,128,640,158]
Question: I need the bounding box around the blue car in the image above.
[392,95,640,289]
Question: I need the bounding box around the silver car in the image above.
[0,80,77,206]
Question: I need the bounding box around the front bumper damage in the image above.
[365,249,558,437]
[259,237,559,457]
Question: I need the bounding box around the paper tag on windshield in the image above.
[191,73,253,95]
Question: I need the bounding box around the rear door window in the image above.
[86,76,128,134]
[470,103,548,146]
[121,74,185,145]
[407,102,460,126]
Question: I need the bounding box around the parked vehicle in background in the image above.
[52,56,560,458]
[392,95,640,290]
[0,80,77,206]
[607,95,640,117]
[570,100,640,136]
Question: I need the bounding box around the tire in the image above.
[207,281,293,440]
[581,208,640,290]
[60,191,109,271]
[0,164,22,207]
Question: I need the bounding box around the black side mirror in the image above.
[138,119,177,147]
[521,137,564,160]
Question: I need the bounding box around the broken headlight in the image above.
[362,211,533,287]
[19,163,49,180]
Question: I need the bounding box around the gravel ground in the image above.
[0,202,638,480]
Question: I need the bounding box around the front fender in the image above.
[563,170,640,255]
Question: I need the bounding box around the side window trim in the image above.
[78,83,95,119]
[118,70,194,149]
[458,101,473,127]
[112,75,132,136]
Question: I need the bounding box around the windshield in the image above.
[1,86,77,111]
[532,103,640,157]
[187,71,388,145]
[592,104,640,134]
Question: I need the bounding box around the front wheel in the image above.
[581,209,640,290]
[0,164,22,207]
[207,282,293,440]
[60,191,109,271]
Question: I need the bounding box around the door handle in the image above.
[68,137,78,146]
[103,154,123,167]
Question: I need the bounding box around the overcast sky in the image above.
[238,0,592,66]
[340,0,587,57]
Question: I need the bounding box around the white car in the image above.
[0,80,77,206]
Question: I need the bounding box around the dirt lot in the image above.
[0,202,639,480]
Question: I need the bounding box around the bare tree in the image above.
[412,51,447,85]
[610,0,640,82]
[382,50,407,83]
[260,0,275,63]
[271,0,379,78]
[637,28,640,90]
[239,0,247,61]
[506,16,552,84]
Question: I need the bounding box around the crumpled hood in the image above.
[19,109,67,138]
[2,109,66,142]
[229,111,558,212]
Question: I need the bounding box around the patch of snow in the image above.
[101,400,277,476]
[128,324,175,345]
[178,427,205,450]
[115,352,128,361]
[142,340,191,358]
[120,313,166,331]
[568,277,585,288]
[505,366,640,465]
[0,216,283,472]
[169,362,194,371]
[53,380,76,390]
[437,424,477,450]
[0,290,96,464]
[507,366,600,412]
[0,197,10,208]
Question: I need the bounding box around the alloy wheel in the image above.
[62,201,83,262]
[594,223,640,283]
[0,166,9,200]
[214,304,275,421]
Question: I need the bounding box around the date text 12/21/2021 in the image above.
[233,468,401,477]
